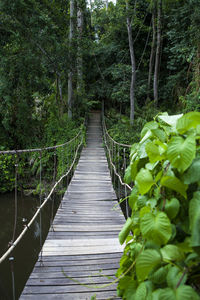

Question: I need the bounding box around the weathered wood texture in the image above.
[20,112,124,299]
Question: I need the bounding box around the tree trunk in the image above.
[153,0,162,106]
[126,0,136,125]
[147,2,156,100]
[68,0,75,119]
[77,2,84,95]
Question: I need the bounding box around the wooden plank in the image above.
[30,268,118,279]
[43,238,121,247]
[35,258,120,267]
[42,247,122,256]
[25,276,115,286]
[20,292,120,300]
[51,225,122,231]
[22,283,118,294]
[36,253,122,261]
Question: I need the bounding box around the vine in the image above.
[117,112,200,299]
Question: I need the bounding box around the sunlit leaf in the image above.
[140,211,172,245]
[141,121,158,138]
[136,249,161,281]
[135,168,155,195]
[158,114,183,128]
[145,141,163,163]
[176,112,200,134]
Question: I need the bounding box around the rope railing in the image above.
[0,123,85,299]
[0,134,83,265]
[102,115,132,218]
[0,130,82,155]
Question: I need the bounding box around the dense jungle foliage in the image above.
[0,0,200,298]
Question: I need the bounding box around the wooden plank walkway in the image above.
[20,112,124,299]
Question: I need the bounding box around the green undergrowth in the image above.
[0,112,84,194]
[105,104,160,145]
[117,111,200,299]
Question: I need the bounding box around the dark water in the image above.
[0,192,61,300]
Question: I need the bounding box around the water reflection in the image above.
[0,192,60,299]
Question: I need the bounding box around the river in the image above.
[0,192,61,299]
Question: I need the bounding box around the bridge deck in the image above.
[20,112,124,299]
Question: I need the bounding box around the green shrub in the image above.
[117,111,200,299]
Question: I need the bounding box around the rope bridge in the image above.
[0,113,133,299]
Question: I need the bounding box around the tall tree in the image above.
[68,0,75,118]
[126,0,137,124]
[147,0,156,100]
[77,0,84,94]
[153,0,162,105]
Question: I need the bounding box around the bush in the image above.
[117,111,200,299]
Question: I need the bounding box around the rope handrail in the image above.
[0,129,83,155]
[0,134,84,265]
[102,115,132,148]
[104,136,132,192]
[102,114,132,192]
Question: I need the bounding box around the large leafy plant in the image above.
[116,112,200,299]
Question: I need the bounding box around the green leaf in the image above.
[136,249,161,281]
[135,282,147,300]
[158,114,183,128]
[124,165,132,184]
[189,191,200,248]
[151,289,163,300]
[150,265,169,284]
[130,143,138,160]
[130,159,139,181]
[151,128,167,142]
[166,266,187,288]
[137,195,147,209]
[165,198,180,219]
[159,288,175,300]
[183,158,200,184]
[167,136,196,172]
[138,140,149,158]
[129,188,138,210]
[119,218,133,245]
[140,130,152,144]
[135,168,155,195]
[145,141,163,163]
[140,211,172,245]
[175,285,200,300]
[176,112,200,134]
[122,278,137,299]
[161,176,187,198]
[141,121,158,138]
[161,244,184,261]
[158,285,200,300]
